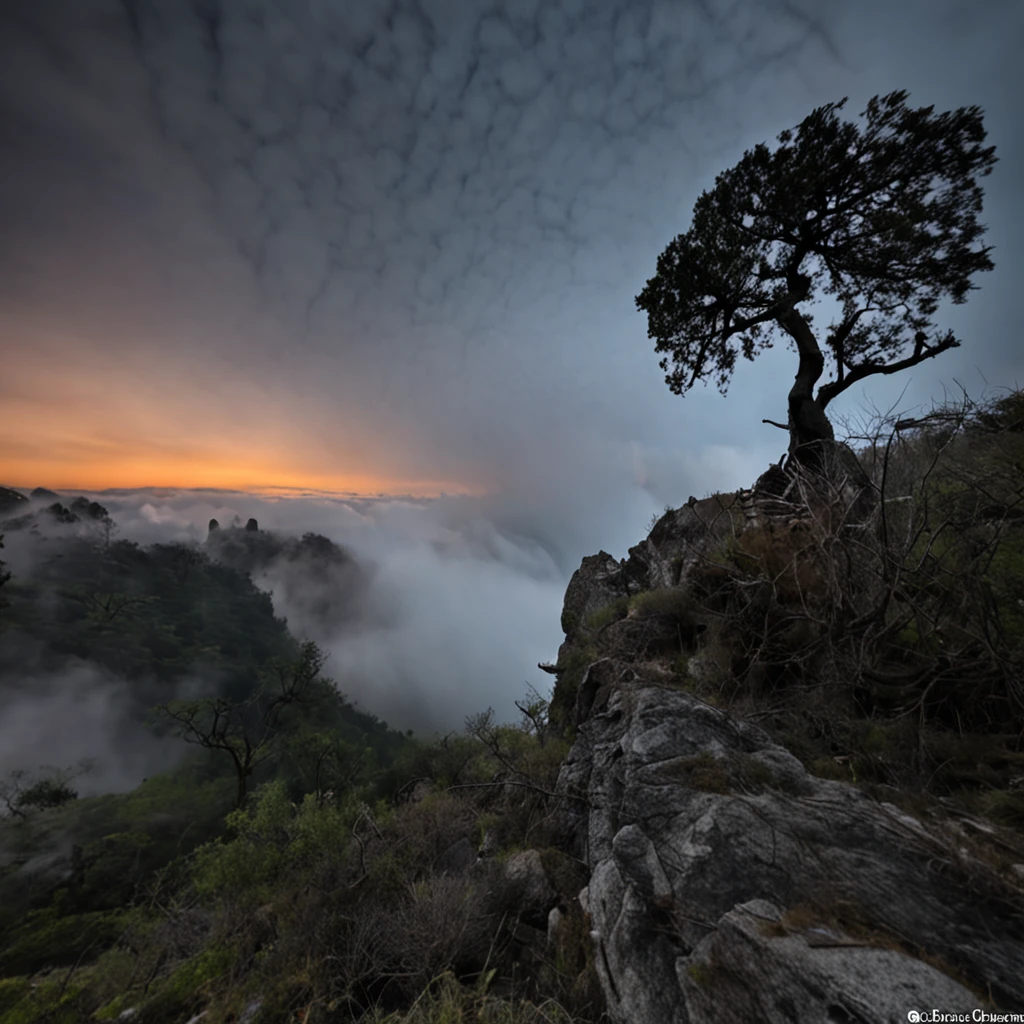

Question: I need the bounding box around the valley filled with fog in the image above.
[0,484,598,795]
[1,0,1021,1017]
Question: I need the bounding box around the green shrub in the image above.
[190,781,294,902]
[160,945,235,1002]
[16,778,78,811]
[585,596,629,631]
[549,645,597,730]
[982,789,1024,828]
[0,977,31,1015]
[629,587,692,620]
[0,973,89,1024]
[0,907,127,976]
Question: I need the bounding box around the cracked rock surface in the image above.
[555,684,1024,1022]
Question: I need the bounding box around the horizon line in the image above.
[0,482,475,503]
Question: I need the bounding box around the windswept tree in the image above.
[636,91,997,469]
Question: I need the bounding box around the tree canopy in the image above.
[636,90,997,463]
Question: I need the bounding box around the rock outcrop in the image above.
[561,551,631,637]
[0,487,29,516]
[548,459,1024,1021]
[68,497,110,521]
[1,491,110,532]
[556,683,1023,1020]
[45,502,80,525]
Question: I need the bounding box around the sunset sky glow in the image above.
[2,0,1020,505]
[1,0,1022,739]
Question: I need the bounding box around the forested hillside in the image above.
[1,388,1021,1023]
[0,518,418,1019]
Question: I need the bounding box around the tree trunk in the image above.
[776,291,875,516]
[778,302,835,471]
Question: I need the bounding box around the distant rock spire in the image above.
[208,518,220,536]
[245,518,259,532]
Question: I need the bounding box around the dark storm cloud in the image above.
[0,1,837,431]
[94,0,825,326]
[1,0,1020,759]
[1,0,1020,546]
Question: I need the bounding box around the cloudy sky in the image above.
[0,0,1021,740]
[2,0,1019,510]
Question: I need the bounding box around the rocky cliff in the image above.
[545,457,1024,1021]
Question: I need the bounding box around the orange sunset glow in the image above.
[0,447,477,498]
[1,327,480,498]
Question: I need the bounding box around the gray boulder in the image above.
[434,837,477,876]
[561,551,630,637]
[501,848,588,930]
[681,899,978,1023]
[555,684,1024,1021]
[503,850,559,929]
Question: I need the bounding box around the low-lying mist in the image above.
[0,656,183,798]
[124,489,574,732]
[0,442,767,794]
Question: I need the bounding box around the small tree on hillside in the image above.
[155,641,328,808]
[0,760,95,819]
[636,91,997,470]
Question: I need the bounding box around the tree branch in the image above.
[817,330,959,409]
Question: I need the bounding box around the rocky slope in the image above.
[544,458,1024,1021]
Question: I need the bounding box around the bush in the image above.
[629,587,701,647]
[16,778,78,811]
[584,596,629,632]
[549,646,597,731]
[0,907,127,976]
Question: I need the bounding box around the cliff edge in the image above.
[547,454,1024,1020]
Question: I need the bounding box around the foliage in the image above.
[0,536,296,690]
[683,386,1024,808]
[17,777,79,811]
[0,760,93,819]
[0,906,128,976]
[358,972,586,1022]
[0,524,413,1001]
[0,673,600,1022]
[549,645,597,731]
[629,586,695,624]
[153,640,333,808]
[636,90,997,454]
[584,595,629,631]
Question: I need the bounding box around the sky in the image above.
[2,0,1020,511]
[0,0,1022,747]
